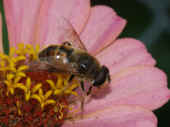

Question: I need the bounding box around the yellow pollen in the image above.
[0,43,80,115]
[54,103,68,120]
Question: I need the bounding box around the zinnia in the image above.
[0,0,169,127]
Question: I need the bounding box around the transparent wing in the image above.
[54,17,87,51]
[27,58,80,76]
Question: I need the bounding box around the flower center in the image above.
[0,43,80,126]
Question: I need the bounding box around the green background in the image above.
[0,0,170,126]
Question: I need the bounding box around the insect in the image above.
[38,42,110,95]
[31,18,111,95]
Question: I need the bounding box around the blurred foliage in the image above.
[0,0,9,54]
[150,31,170,126]
[91,0,153,39]
[149,32,170,79]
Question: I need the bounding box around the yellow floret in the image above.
[31,88,56,109]
[4,73,24,96]
[46,77,79,96]
[0,43,80,114]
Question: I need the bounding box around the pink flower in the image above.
[1,0,169,126]
[0,14,2,52]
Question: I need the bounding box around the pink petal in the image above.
[0,13,2,52]
[34,0,90,47]
[86,66,169,112]
[63,105,157,127]
[97,38,156,75]
[80,6,126,55]
[4,0,42,47]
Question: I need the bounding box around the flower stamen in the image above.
[0,43,80,126]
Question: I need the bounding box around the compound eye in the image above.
[79,63,88,73]
[78,54,92,74]
[93,66,110,87]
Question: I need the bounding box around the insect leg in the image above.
[80,96,84,117]
[80,81,85,91]
[79,81,85,116]
[87,86,93,96]
[68,74,75,82]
